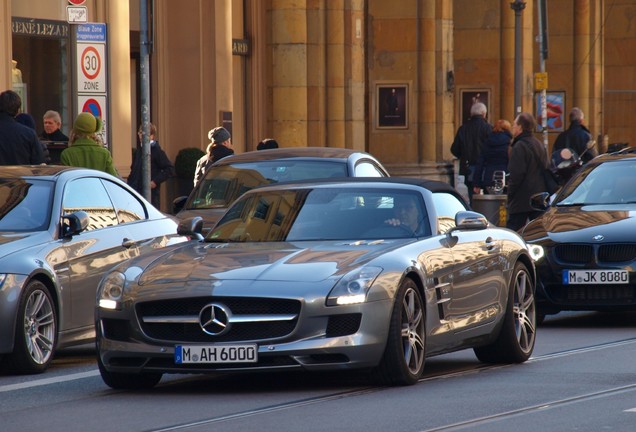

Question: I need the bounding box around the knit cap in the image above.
[208,126,231,143]
[73,112,102,134]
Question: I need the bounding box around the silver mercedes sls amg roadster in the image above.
[96,177,538,388]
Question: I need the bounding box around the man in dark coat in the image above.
[0,90,44,165]
[127,123,175,209]
[451,102,492,204]
[506,112,548,232]
[553,107,597,164]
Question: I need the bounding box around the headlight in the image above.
[98,271,126,310]
[528,244,545,262]
[326,266,383,306]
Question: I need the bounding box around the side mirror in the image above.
[172,196,188,215]
[177,216,204,241]
[530,192,550,211]
[61,211,90,237]
[448,211,488,235]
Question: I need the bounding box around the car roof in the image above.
[0,165,90,180]
[211,147,381,165]
[247,176,469,206]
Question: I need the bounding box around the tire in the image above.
[97,355,162,390]
[474,261,536,363]
[4,280,56,374]
[373,278,425,386]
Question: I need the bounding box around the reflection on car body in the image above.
[523,151,636,321]
[97,177,538,389]
[0,166,186,374]
[173,147,389,233]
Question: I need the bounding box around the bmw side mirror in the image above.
[530,192,550,211]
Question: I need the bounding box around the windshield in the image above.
[207,187,430,242]
[0,179,53,232]
[187,161,348,210]
[556,160,636,206]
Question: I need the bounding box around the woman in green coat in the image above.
[60,112,118,177]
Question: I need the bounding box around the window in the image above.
[354,161,385,177]
[432,192,468,234]
[102,180,146,223]
[63,178,117,230]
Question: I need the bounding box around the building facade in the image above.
[1,1,634,210]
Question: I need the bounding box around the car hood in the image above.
[522,205,636,243]
[138,240,404,285]
[0,231,50,259]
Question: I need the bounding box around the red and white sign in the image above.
[76,43,106,93]
[68,0,86,5]
[78,94,108,144]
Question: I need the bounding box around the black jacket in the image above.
[127,140,175,205]
[193,144,234,187]
[40,129,69,142]
[474,130,511,188]
[0,113,44,165]
[553,121,596,163]
[507,132,548,214]
[451,115,492,176]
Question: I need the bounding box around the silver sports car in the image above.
[0,166,186,374]
[96,178,538,388]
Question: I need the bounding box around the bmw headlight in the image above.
[98,271,126,310]
[528,244,545,262]
[326,266,383,306]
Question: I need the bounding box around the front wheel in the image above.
[4,280,57,374]
[474,261,536,363]
[97,355,162,390]
[373,278,425,386]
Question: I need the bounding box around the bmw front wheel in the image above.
[5,280,57,374]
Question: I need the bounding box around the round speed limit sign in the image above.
[81,46,101,80]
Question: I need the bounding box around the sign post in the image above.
[75,23,108,145]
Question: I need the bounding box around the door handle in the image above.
[122,238,135,248]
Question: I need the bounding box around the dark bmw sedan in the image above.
[521,151,636,321]
[173,147,389,233]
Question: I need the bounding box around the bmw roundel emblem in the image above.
[199,303,231,335]
[593,235,604,242]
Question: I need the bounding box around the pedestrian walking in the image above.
[194,126,234,187]
[553,107,597,164]
[0,90,44,165]
[60,112,118,177]
[451,102,492,205]
[127,123,175,209]
[473,119,512,195]
[506,112,549,232]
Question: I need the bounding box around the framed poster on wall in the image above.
[458,88,490,125]
[535,91,565,132]
[375,83,408,129]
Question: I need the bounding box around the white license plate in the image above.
[562,270,629,285]
[175,344,258,364]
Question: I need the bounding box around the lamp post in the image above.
[510,0,526,119]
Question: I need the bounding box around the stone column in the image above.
[501,0,515,121]
[270,1,310,147]
[98,1,133,176]
[574,0,591,119]
[0,1,11,89]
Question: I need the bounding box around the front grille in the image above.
[137,297,301,343]
[101,318,130,342]
[554,245,593,264]
[326,314,361,337]
[546,284,636,306]
[554,244,636,264]
[598,244,636,262]
[144,355,298,370]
